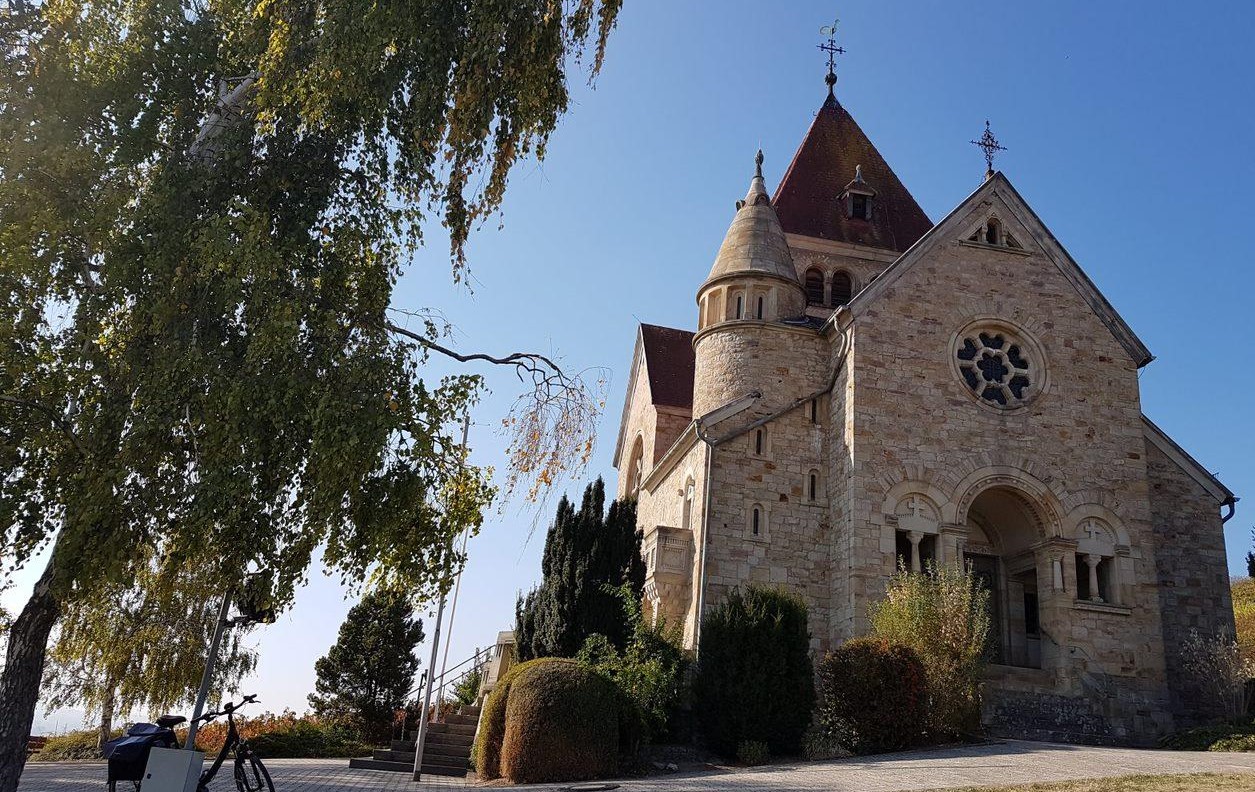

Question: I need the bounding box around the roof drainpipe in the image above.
[1222,497,1238,524]
[691,425,715,661]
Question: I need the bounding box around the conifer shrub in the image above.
[692,585,814,758]
[816,637,927,754]
[496,658,620,784]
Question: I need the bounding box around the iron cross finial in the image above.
[818,18,845,94]
[971,120,1007,177]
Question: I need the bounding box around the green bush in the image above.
[693,585,815,758]
[1162,718,1255,751]
[472,661,528,780]
[816,637,927,754]
[801,724,850,761]
[577,585,691,745]
[30,729,117,761]
[736,739,769,766]
[497,658,620,784]
[870,565,990,742]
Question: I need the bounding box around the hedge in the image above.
[817,637,927,754]
[499,658,620,783]
[692,585,815,757]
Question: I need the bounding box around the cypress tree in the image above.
[515,479,644,660]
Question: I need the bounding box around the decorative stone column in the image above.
[1083,553,1103,603]
[908,531,923,573]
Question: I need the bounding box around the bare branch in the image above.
[0,394,85,455]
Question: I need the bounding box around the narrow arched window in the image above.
[751,506,762,536]
[809,399,818,423]
[754,428,764,456]
[735,293,744,319]
[808,471,819,502]
[985,218,1001,245]
[831,271,853,307]
[755,295,765,320]
[682,479,694,533]
[804,268,824,305]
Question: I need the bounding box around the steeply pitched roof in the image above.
[640,324,695,409]
[844,171,1154,368]
[705,155,799,287]
[773,93,932,252]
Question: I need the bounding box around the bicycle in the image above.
[105,694,273,792]
[193,694,273,792]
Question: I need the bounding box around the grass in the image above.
[944,773,1255,792]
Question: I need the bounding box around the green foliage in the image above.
[0,0,620,778]
[452,667,482,707]
[870,565,991,742]
[308,590,423,742]
[497,658,620,784]
[1163,718,1255,751]
[693,585,815,758]
[577,585,690,744]
[29,729,118,761]
[735,739,769,766]
[42,559,258,748]
[801,724,850,761]
[816,637,927,754]
[1234,579,1255,663]
[515,480,645,660]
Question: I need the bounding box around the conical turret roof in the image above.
[773,93,932,252]
[705,152,799,286]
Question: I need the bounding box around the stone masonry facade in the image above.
[611,88,1237,744]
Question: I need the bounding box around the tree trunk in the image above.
[97,684,117,754]
[0,558,62,792]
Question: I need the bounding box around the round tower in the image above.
[692,151,807,417]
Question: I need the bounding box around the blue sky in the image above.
[11,1,1255,728]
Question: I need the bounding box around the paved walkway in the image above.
[19,741,1255,792]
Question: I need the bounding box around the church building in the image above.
[612,65,1237,744]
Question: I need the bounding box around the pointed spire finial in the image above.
[818,19,845,95]
[970,119,1007,179]
[854,164,864,183]
[754,149,764,179]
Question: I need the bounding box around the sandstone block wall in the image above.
[1146,439,1236,727]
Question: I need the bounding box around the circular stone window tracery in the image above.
[954,323,1042,409]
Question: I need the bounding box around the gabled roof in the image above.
[612,323,695,467]
[1142,415,1236,506]
[640,324,695,409]
[772,93,932,252]
[844,171,1154,368]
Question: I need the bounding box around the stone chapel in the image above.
[612,71,1238,744]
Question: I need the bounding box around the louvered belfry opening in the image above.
[831,271,852,306]
[804,268,824,304]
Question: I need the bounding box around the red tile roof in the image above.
[773,94,933,252]
[640,324,695,410]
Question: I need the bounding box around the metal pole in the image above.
[437,522,472,701]
[186,588,232,749]
[412,595,445,781]
[412,413,470,781]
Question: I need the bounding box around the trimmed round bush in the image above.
[472,660,527,780]
[693,585,815,758]
[817,637,927,754]
[475,658,621,784]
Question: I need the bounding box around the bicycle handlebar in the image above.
[194,694,259,723]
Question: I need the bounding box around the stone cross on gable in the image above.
[898,495,936,534]
[1082,520,1106,542]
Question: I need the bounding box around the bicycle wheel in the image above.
[232,750,274,792]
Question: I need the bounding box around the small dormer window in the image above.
[843,165,876,221]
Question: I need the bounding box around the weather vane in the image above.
[818,18,845,93]
[971,120,1007,177]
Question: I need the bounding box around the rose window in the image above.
[957,331,1032,407]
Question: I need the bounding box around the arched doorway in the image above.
[964,486,1046,669]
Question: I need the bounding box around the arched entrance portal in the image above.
[964,486,1047,669]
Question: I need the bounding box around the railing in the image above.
[394,647,487,738]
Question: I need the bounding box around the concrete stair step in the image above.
[392,731,474,751]
[372,744,470,763]
[444,713,478,727]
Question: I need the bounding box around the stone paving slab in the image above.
[19,741,1255,792]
